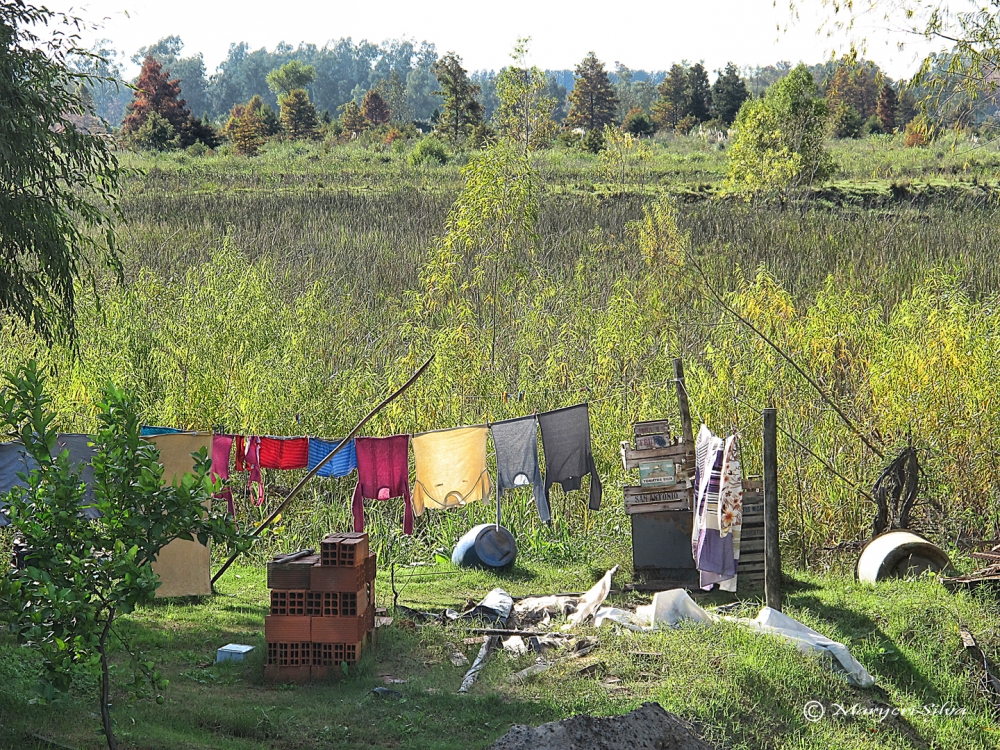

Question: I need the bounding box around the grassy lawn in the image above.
[2,552,999,750]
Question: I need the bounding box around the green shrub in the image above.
[409,137,449,166]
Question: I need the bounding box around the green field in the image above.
[4,132,1000,748]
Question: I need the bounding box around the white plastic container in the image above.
[216,643,254,663]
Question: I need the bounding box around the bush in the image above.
[675,114,699,135]
[409,137,449,166]
[557,129,582,148]
[581,128,604,154]
[904,116,932,147]
[131,111,175,151]
[830,103,864,138]
[622,109,654,137]
[185,142,208,157]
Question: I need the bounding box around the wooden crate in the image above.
[624,485,692,514]
[633,419,672,437]
[620,442,690,471]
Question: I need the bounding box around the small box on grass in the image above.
[216,643,254,663]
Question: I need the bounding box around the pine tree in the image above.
[361,89,391,126]
[121,55,190,134]
[375,69,412,124]
[232,106,266,156]
[279,88,318,140]
[685,63,712,122]
[711,63,749,125]
[876,84,898,132]
[432,52,484,142]
[565,52,617,131]
[652,64,687,130]
[339,100,368,135]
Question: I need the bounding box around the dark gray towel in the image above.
[53,434,101,519]
[0,442,37,527]
[537,403,602,511]
[491,416,550,522]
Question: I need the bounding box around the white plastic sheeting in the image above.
[594,589,875,688]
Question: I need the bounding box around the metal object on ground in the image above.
[856,530,952,582]
[452,524,517,569]
[216,644,254,663]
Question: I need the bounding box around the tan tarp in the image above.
[149,433,212,597]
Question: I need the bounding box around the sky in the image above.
[46,0,942,79]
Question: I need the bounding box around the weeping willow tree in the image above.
[413,138,537,379]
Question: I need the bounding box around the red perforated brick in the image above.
[310,562,366,591]
[311,613,369,643]
[320,533,369,567]
[269,590,306,616]
[265,615,310,641]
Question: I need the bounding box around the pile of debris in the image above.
[942,544,1000,589]
[491,702,719,750]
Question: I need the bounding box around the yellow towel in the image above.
[412,426,491,514]
[148,433,213,598]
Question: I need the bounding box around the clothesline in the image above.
[141,402,606,537]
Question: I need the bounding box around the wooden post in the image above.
[673,358,694,446]
[762,408,782,611]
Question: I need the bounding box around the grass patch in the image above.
[2,557,998,749]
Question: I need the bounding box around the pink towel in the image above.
[212,434,235,515]
[352,435,413,535]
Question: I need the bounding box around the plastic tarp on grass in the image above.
[595,589,875,688]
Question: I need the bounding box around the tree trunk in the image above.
[97,612,117,750]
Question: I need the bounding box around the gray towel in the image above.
[0,442,37,527]
[53,434,101,519]
[537,403,603,511]
[491,416,550,522]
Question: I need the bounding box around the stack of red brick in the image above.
[264,532,376,682]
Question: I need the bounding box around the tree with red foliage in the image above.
[121,55,189,134]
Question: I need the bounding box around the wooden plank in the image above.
[635,434,673,450]
[621,442,690,470]
[743,478,764,492]
[739,540,766,554]
[626,500,691,515]
[633,419,672,437]
[624,485,692,503]
[741,526,765,540]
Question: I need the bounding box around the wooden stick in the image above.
[763,408,782,612]
[212,355,435,586]
[673,358,694,446]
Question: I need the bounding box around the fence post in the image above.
[762,408,782,611]
[673,358,694,446]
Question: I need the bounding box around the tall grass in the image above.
[3,136,1000,567]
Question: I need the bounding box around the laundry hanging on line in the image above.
[135,400,604,526]
[411,426,492,513]
[212,435,235,516]
[352,435,414,535]
[692,425,742,592]
[307,438,358,478]
[537,403,603,512]
[491,415,549,523]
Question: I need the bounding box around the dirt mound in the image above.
[490,702,719,750]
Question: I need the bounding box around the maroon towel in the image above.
[258,436,309,470]
[352,435,413,535]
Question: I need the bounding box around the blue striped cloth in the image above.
[307,438,357,478]
[140,425,190,437]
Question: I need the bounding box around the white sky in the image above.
[47,0,942,79]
